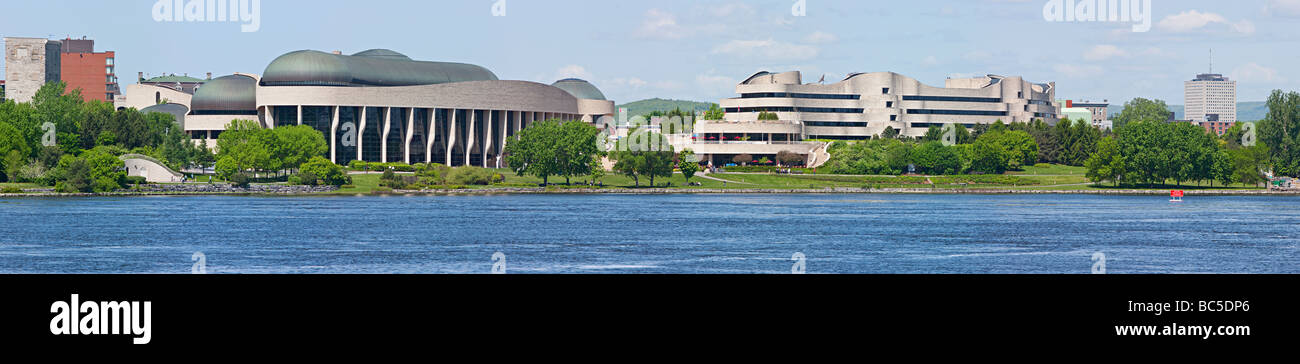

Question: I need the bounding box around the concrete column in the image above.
[266,106,275,129]
[405,107,415,164]
[425,108,436,164]
[381,107,392,163]
[357,107,367,162]
[498,111,508,168]
[297,105,303,126]
[447,109,457,166]
[466,110,476,168]
[330,106,339,164]
[484,111,494,168]
[514,110,521,136]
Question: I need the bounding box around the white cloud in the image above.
[710,39,820,61]
[1053,64,1104,79]
[804,31,838,44]
[1084,45,1128,61]
[1266,0,1300,17]
[922,56,941,66]
[1232,63,1284,83]
[609,77,648,89]
[554,65,593,81]
[696,71,736,95]
[1157,10,1255,34]
[636,9,687,39]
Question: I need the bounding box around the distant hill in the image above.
[1106,101,1268,122]
[616,98,716,120]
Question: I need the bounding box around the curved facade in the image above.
[692,70,1062,166]
[241,49,613,167]
[716,71,1060,139]
[260,49,498,87]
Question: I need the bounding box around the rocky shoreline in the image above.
[397,187,1295,196]
[3,183,338,197]
[3,185,1295,197]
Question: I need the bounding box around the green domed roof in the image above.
[191,74,257,112]
[551,78,606,100]
[260,49,498,87]
[352,49,411,61]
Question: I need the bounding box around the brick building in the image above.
[59,37,118,102]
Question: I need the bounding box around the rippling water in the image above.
[0,194,1296,274]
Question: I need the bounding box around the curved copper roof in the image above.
[260,49,498,87]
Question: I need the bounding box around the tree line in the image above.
[0,82,211,192]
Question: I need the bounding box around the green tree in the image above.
[639,149,675,187]
[913,141,961,175]
[300,156,351,186]
[2,150,24,182]
[31,81,86,155]
[555,120,601,184]
[273,125,328,171]
[82,148,125,192]
[611,150,644,187]
[1113,98,1171,130]
[953,124,973,145]
[1231,144,1269,187]
[971,138,1009,174]
[55,155,91,192]
[1258,90,1300,176]
[588,156,606,185]
[505,119,561,185]
[678,149,701,183]
[702,103,725,120]
[215,119,277,178]
[1085,136,1126,186]
[880,126,899,139]
[922,125,944,142]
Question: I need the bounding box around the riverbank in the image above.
[1,185,1291,197]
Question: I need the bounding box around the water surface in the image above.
[0,194,1295,274]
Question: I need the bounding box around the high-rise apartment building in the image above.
[1184,73,1236,123]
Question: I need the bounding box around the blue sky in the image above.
[2,0,1298,105]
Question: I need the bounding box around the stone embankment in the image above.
[3,184,337,197]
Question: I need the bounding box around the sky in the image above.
[2,0,1298,106]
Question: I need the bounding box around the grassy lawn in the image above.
[1,182,41,193]
[312,164,1270,194]
[1010,164,1088,176]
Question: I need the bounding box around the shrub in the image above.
[92,176,121,192]
[229,173,251,188]
[378,169,418,189]
[1,186,22,193]
[300,157,350,186]
[124,176,147,185]
[448,166,495,185]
